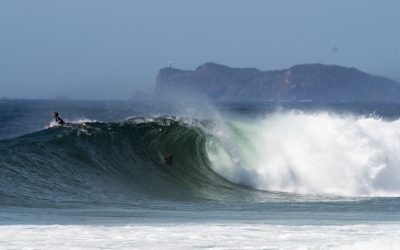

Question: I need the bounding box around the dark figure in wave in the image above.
[164,154,173,165]
[53,112,65,126]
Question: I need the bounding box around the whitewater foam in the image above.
[1,223,399,250]
[206,111,400,197]
[46,118,97,128]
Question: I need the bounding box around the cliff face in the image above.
[155,62,400,102]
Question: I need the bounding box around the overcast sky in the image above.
[1,0,399,99]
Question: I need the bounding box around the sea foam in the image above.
[207,111,400,197]
[0,223,399,250]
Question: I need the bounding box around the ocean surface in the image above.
[1,100,400,249]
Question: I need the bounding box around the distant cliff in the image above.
[155,63,400,102]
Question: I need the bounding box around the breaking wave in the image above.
[208,111,400,197]
[1,112,400,207]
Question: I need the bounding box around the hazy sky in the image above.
[1,0,400,99]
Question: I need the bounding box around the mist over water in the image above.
[207,111,400,196]
[1,1,400,99]
[1,100,400,249]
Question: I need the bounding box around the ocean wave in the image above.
[1,113,400,206]
[0,117,245,205]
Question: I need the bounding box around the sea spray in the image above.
[206,111,400,197]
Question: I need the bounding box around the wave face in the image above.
[0,118,245,205]
[1,112,400,206]
[207,112,400,197]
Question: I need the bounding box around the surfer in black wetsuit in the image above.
[53,112,65,125]
[164,154,173,165]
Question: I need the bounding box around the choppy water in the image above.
[1,100,400,249]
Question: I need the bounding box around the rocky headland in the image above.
[155,63,400,102]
